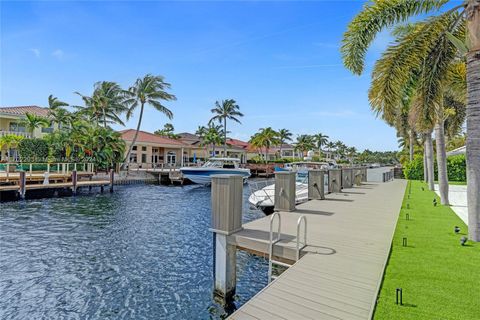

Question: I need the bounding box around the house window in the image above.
[141,154,147,163]
[129,153,137,163]
[9,122,26,132]
[142,146,147,151]
[41,126,54,133]
[167,151,176,165]
[132,146,137,151]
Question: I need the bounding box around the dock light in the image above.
[454,226,460,234]
[396,288,403,305]
[461,236,468,246]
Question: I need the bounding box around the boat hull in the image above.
[180,168,251,185]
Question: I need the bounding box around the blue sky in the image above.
[1,1,400,151]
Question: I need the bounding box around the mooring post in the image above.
[109,169,114,193]
[72,170,78,195]
[18,170,26,199]
[328,169,342,193]
[342,168,353,189]
[210,174,243,305]
[308,169,325,200]
[274,171,296,212]
[361,167,368,182]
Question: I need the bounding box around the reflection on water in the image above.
[0,184,268,319]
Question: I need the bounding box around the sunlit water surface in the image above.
[0,184,268,319]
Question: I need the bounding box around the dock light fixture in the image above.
[454,226,460,234]
[396,288,403,305]
[402,237,407,247]
[461,236,468,246]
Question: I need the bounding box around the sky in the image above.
[1,0,401,151]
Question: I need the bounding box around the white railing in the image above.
[0,162,95,179]
[0,130,32,138]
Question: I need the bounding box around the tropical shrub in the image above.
[403,154,466,182]
[18,138,49,162]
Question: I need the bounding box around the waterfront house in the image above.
[120,129,189,168]
[178,133,248,163]
[0,106,56,161]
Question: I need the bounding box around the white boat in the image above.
[248,162,332,215]
[180,158,250,185]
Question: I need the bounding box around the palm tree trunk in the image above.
[223,118,227,157]
[466,2,480,241]
[423,146,428,183]
[122,102,144,169]
[435,119,449,205]
[409,130,414,162]
[425,132,435,191]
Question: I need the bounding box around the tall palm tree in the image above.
[313,133,329,158]
[48,94,69,111]
[76,81,130,128]
[202,124,223,157]
[277,128,293,158]
[123,74,176,168]
[209,99,243,156]
[342,1,480,238]
[21,113,50,135]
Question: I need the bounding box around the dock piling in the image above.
[274,171,296,212]
[342,168,353,189]
[18,170,26,199]
[72,170,78,195]
[210,174,243,305]
[109,169,114,193]
[328,169,342,193]
[308,170,325,200]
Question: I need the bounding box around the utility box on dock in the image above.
[328,169,342,193]
[274,171,296,212]
[210,175,243,235]
[308,170,325,200]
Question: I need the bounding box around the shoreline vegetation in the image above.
[374,180,479,319]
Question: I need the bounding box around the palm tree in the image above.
[313,133,329,158]
[48,95,69,111]
[341,0,480,241]
[0,134,24,161]
[123,74,176,168]
[76,81,130,128]
[202,124,223,157]
[295,135,315,158]
[277,128,293,158]
[21,113,50,135]
[258,127,280,162]
[209,99,244,156]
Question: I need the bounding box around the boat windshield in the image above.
[202,160,238,169]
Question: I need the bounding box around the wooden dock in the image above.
[229,180,407,320]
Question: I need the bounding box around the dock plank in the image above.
[229,180,406,320]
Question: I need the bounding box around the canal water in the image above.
[0,184,268,319]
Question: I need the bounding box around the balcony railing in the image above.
[0,130,32,138]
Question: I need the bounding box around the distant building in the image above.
[120,129,189,168]
[0,106,57,161]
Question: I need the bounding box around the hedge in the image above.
[18,138,49,162]
[403,154,466,182]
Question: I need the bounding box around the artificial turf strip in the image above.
[374,180,480,320]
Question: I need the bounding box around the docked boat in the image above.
[248,162,332,215]
[180,158,250,185]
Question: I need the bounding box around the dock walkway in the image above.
[229,180,407,320]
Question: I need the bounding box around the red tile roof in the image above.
[0,106,49,117]
[119,129,186,147]
[226,138,249,149]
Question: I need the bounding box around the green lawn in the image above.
[374,180,480,320]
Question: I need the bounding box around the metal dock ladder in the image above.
[268,212,307,283]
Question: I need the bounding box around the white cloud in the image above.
[29,48,40,58]
[52,49,64,60]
